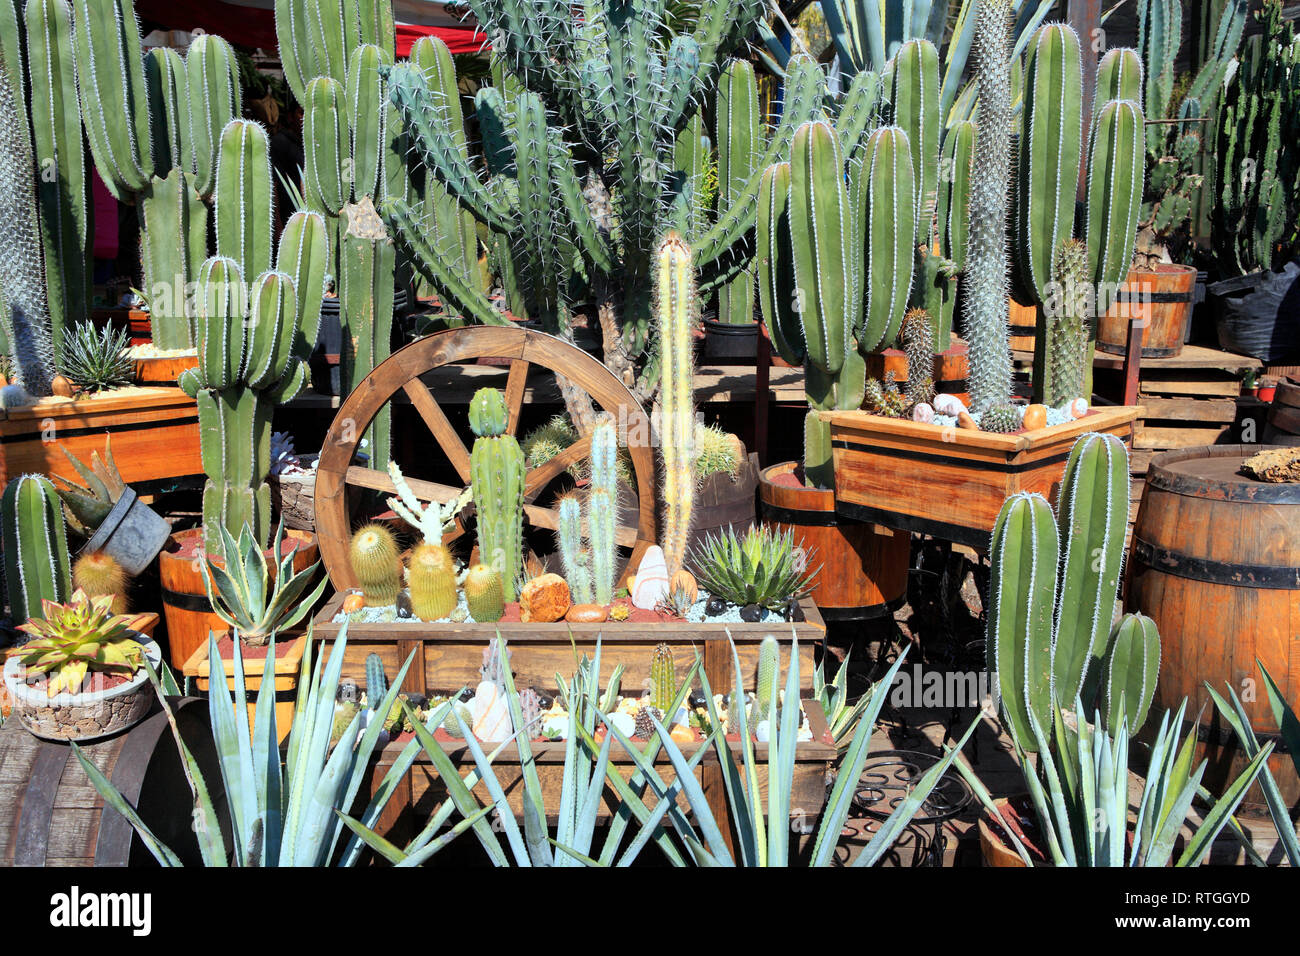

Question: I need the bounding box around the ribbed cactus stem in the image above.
[365,652,388,706]
[214,119,274,280]
[1039,239,1090,406]
[650,642,676,713]
[141,168,207,349]
[557,495,594,604]
[901,308,935,408]
[754,635,778,723]
[715,57,759,325]
[588,418,619,605]
[1,474,72,622]
[469,387,525,600]
[860,125,916,353]
[464,563,505,622]
[1099,612,1161,735]
[656,233,696,579]
[962,0,1014,414]
[407,542,457,621]
[349,523,401,606]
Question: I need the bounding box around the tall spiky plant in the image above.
[656,233,696,578]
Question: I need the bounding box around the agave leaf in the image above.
[72,743,185,866]
[1175,743,1273,867]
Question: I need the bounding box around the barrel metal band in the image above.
[1132,538,1300,589]
[160,586,214,613]
[14,744,71,866]
[759,502,841,527]
[1116,290,1193,303]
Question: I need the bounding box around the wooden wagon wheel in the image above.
[315,326,657,591]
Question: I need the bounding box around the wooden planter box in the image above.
[132,353,199,386]
[312,594,826,697]
[182,632,307,745]
[0,387,202,490]
[363,700,836,840]
[822,405,1141,550]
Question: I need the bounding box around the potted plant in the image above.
[3,590,160,741]
[1241,368,1261,398]
[823,11,1144,547]
[182,522,328,742]
[1257,375,1278,404]
[1207,1,1300,365]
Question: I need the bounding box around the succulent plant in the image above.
[202,521,328,646]
[468,387,525,600]
[689,526,818,611]
[72,551,128,615]
[50,437,126,538]
[11,589,144,697]
[407,543,457,622]
[864,372,908,418]
[981,404,1020,434]
[348,523,402,606]
[900,309,935,409]
[57,320,134,393]
[1098,612,1161,737]
[464,563,505,623]
[656,234,697,579]
[693,424,741,482]
[1,473,72,622]
[634,704,665,741]
[385,459,472,547]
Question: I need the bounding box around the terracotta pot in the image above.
[977,795,1043,868]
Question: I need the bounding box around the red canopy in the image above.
[135,0,488,56]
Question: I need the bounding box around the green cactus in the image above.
[557,495,594,604]
[1099,613,1161,736]
[469,387,525,600]
[365,652,388,707]
[407,542,457,621]
[1038,239,1090,407]
[651,643,676,714]
[900,308,935,409]
[349,523,401,606]
[656,233,696,579]
[464,562,505,623]
[1,474,72,622]
[714,58,760,325]
[754,635,778,723]
[988,432,1131,752]
[588,419,619,605]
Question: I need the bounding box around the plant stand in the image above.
[182,632,307,745]
[822,405,1141,550]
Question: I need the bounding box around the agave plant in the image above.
[202,522,329,646]
[57,320,134,393]
[814,648,876,750]
[689,526,818,610]
[1204,660,1300,866]
[73,625,487,866]
[952,699,1272,866]
[51,437,127,537]
[11,589,144,696]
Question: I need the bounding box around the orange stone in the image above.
[1021,404,1047,432]
[566,603,608,623]
[957,411,979,430]
[669,724,696,744]
[519,573,571,623]
[342,591,366,614]
[669,569,698,603]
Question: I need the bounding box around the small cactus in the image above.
[349,523,401,606]
[650,643,676,713]
[463,562,504,622]
[518,687,543,739]
[480,637,509,687]
[407,543,457,621]
[901,308,936,409]
[72,551,128,615]
[468,387,525,600]
[365,653,388,707]
[635,705,664,741]
[609,602,630,622]
[754,636,779,722]
[1099,613,1161,736]
[982,404,1021,434]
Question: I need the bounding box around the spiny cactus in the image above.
[864,373,908,418]
[365,653,388,707]
[518,687,543,739]
[891,38,941,271]
[464,563,505,623]
[1041,239,1090,407]
[469,387,525,600]
[1099,612,1161,736]
[981,403,1020,434]
[713,58,760,324]
[1,474,72,622]
[480,636,509,688]
[650,643,676,714]
[635,704,665,741]
[73,551,128,615]
[900,308,936,409]
[988,432,1130,752]
[588,419,619,605]
[407,542,457,621]
[656,234,696,579]
[385,459,471,546]
[754,635,779,723]
[349,523,402,606]
[556,495,594,604]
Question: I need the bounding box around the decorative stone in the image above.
[395,590,413,619]
[957,411,979,430]
[755,719,771,743]
[782,598,805,622]
[341,591,366,614]
[1068,397,1089,419]
[739,603,762,622]
[669,724,695,744]
[519,573,571,623]
[1021,403,1048,432]
[566,603,608,623]
[704,595,727,617]
[669,569,698,603]
[470,680,512,741]
[631,546,670,610]
[606,711,636,739]
[912,402,934,424]
[933,393,965,417]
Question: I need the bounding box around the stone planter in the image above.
[2,636,161,742]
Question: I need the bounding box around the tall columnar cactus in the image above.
[962,0,1014,415]
[587,418,619,605]
[381,2,800,410]
[891,39,940,258]
[1099,612,1161,735]
[650,643,676,714]
[25,0,91,361]
[557,496,594,604]
[713,58,760,325]
[859,125,917,353]
[655,234,696,579]
[1040,239,1090,407]
[988,432,1131,752]
[179,130,328,551]
[926,118,974,349]
[1084,98,1145,329]
[0,42,55,397]
[1,474,72,622]
[468,387,525,600]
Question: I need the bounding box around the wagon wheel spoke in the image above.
[522,433,593,504]
[504,359,529,436]
[403,378,472,484]
[344,465,471,543]
[524,502,639,549]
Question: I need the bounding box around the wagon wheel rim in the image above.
[315,326,657,591]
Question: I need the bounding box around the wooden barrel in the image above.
[1264,379,1300,447]
[1126,445,1300,806]
[159,527,318,669]
[1008,299,1038,354]
[1097,264,1197,358]
[684,453,759,556]
[758,461,908,621]
[864,339,971,406]
[0,698,223,866]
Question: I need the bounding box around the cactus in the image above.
[925,119,974,349]
[72,551,128,615]
[981,403,1020,434]
[988,432,1131,752]
[891,39,941,257]
[634,705,664,741]
[480,636,509,687]
[349,523,401,606]
[962,0,1014,415]
[900,308,935,409]
[1099,612,1161,736]
[556,495,593,604]
[385,459,471,546]
[655,234,696,579]
[754,635,779,723]
[464,563,505,623]
[588,419,619,605]
[1039,239,1090,407]
[1084,98,1145,325]
[1,474,72,622]
[650,643,676,714]
[714,58,760,325]
[365,652,388,706]
[468,387,525,600]
[517,687,543,739]
[864,373,908,418]
[407,542,457,621]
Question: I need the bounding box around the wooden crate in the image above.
[363,701,836,835]
[312,593,825,696]
[822,406,1141,550]
[0,387,202,489]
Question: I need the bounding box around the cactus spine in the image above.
[407,542,456,621]
[464,563,505,623]
[468,387,524,600]
[1041,239,1090,407]
[900,308,935,408]
[553,418,620,606]
[962,0,1014,415]
[655,233,696,579]
[650,643,676,714]
[72,551,128,614]
[714,58,760,325]
[1099,612,1161,736]
[754,635,779,723]
[1,474,72,622]
[349,523,401,606]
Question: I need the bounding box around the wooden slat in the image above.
[503,359,529,435]
[1133,424,1232,449]
[1138,397,1241,422]
[522,434,592,502]
[403,378,472,484]
[1140,378,1243,398]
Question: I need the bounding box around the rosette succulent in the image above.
[689,526,818,610]
[12,589,145,697]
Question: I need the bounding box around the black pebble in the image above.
[705,596,727,617]
[784,599,805,622]
[395,591,413,618]
[739,603,762,623]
